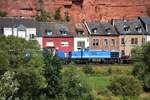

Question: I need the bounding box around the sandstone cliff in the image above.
[0,0,150,22]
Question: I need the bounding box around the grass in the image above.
[83,76,110,91]
[62,64,150,100]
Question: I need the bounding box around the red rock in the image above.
[0,0,150,22]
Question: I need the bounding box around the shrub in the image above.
[62,64,94,100]
[132,43,150,91]
[54,8,62,21]
[0,11,7,17]
[108,76,142,96]
[36,10,51,22]
[83,64,94,75]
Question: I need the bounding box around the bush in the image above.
[0,11,7,17]
[132,43,150,91]
[62,64,94,100]
[54,8,62,21]
[108,76,142,96]
[83,64,94,75]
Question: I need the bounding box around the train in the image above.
[55,49,131,64]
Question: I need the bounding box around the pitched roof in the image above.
[114,18,146,35]
[39,22,73,37]
[139,17,150,25]
[67,22,89,37]
[87,21,117,35]
[0,17,39,28]
[139,17,150,34]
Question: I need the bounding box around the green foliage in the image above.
[64,12,70,22]
[0,10,7,17]
[132,43,150,90]
[83,64,94,75]
[54,8,62,21]
[93,66,132,76]
[0,36,46,99]
[36,10,51,22]
[62,64,94,100]
[42,48,62,99]
[108,76,142,96]
[0,71,19,100]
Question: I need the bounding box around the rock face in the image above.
[0,0,150,22]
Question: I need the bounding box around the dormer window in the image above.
[135,26,142,33]
[45,30,52,35]
[105,28,111,34]
[60,30,67,35]
[123,25,130,32]
[92,28,97,34]
[59,27,68,35]
[77,31,84,36]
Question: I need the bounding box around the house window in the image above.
[93,39,99,46]
[135,38,138,44]
[131,38,138,45]
[142,38,145,44]
[29,34,34,39]
[105,28,111,34]
[61,41,69,47]
[104,39,108,47]
[131,38,134,44]
[46,41,54,47]
[45,30,52,35]
[135,26,142,33]
[60,30,67,35]
[111,39,115,47]
[0,28,3,34]
[77,41,85,49]
[92,28,97,34]
[121,50,125,56]
[121,38,125,45]
[77,31,83,36]
[124,27,129,31]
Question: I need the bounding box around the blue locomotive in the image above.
[56,49,120,64]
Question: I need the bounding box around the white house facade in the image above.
[74,37,89,51]
[3,27,36,40]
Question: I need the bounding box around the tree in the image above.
[42,48,63,99]
[0,71,19,100]
[108,76,142,96]
[0,36,46,99]
[36,10,51,22]
[54,8,62,21]
[132,43,150,91]
[62,64,93,100]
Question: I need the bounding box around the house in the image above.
[71,22,89,51]
[114,18,146,57]
[41,22,74,55]
[87,21,119,51]
[0,17,38,40]
[139,17,150,42]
